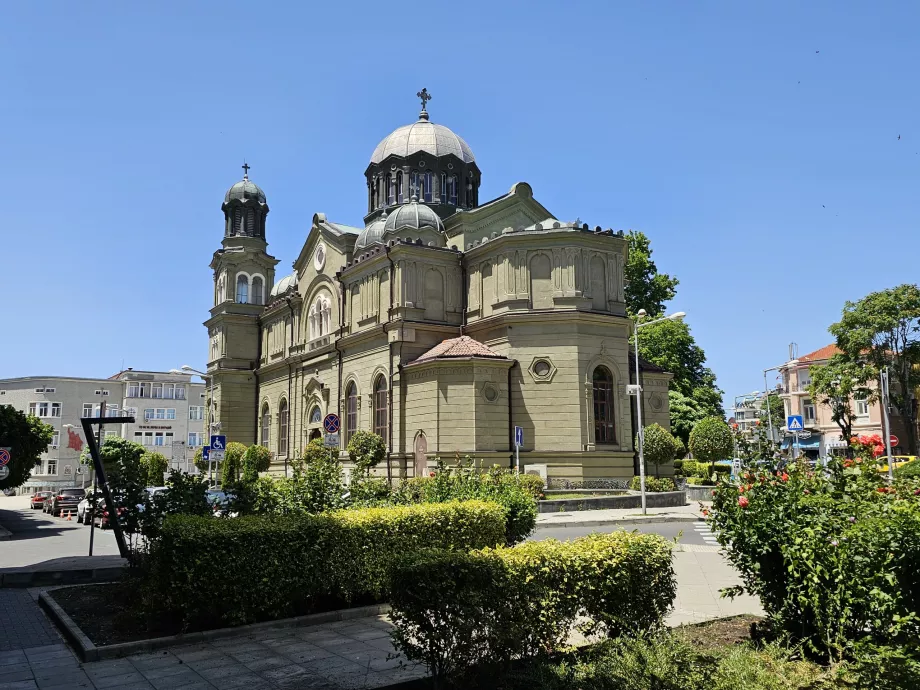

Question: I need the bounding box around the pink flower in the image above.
[738,496,749,508]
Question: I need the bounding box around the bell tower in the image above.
[203,164,279,444]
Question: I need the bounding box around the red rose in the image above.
[803,489,810,495]
[738,496,749,508]
[877,487,886,493]
[781,473,789,482]
[739,485,745,493]
[429,472,435,478]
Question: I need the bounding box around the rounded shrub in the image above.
[639,424,679,477]
[689,417,733,464]
[346,431,387,476]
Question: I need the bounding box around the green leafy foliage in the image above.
[668,390,708,448]
[708,460,920,661]
[830,284,920,454]
[808,356,877,444]
[389,531,676,680]
[391,458,538,544]
[624,229,678,318]
[630,476,676,492]
[143,500,506,629]
[140,451,169,487]
[689,417,733,463]
[192,447,206,473]
[219,441,247,485]
[241,444,271,482]
[895,459,920,478]
[640,423,679,477]
[345,430,386,476]
[0,405,54,490]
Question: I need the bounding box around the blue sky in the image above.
[2,1,918,411]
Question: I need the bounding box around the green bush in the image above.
[517,472,545,499]
[639,423,679,478]
[708,461,920,660]
[346,430,386,476]
[630,476,676,492]
[389,531,676,679]
[689,417,733,464]
[895,459,920,478]
[219,441,247,485]
[241,444,272,482]
[673,459,684,476]
[140,451,169,487]
[143,499,505,629]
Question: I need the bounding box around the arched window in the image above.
[236,275,249,304]
[345,382,357,444]
[309,293,332,341]
[449,175,458,205]
[309,406,322,425]
[386,173,393,205]
[440,173,447,202]
[593,367,615,444]
[252,276,264,306]
[374,376,388,440]
[423,172,433,202]
[410,171,419,199]
[278,399,289,456]
[260,403,271,447]
[396,171,404,202]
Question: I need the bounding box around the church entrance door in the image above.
[414,433,428,477]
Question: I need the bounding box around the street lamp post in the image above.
[633,309,686,515]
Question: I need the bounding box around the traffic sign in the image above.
[210,449,225,462]
[210,435,226,451]
[0,466,8,481]
[787,415,804,431]
[514,426,523,448]
[0,448,10,467]
[323,414,340,434]
[324,433,340,448]
[202,446,210,461]
[890,435,899,447]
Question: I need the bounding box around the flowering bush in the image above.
[708,458,920,661]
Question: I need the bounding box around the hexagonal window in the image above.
[528,358,557,383]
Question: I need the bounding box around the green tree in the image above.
[0,405,54,491]
[346,430,387,477]
[241,444,272,482]
[668,390,707,449]
[756,393,786,441]
[640,423,678,478]
[830,284,920,454]
[635,319,724,418]
[140,451,169,487]
[219,441,247,485]
[192,447,206,473]
[688,417,733,463]
[625,230,679,317]
[807,356,876,446]
[673,436,686,460]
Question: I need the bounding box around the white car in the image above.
[77,491,103,525]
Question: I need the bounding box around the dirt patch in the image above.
[675,614,765,651]
[50,581,153,646]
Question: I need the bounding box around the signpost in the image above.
[323,414,341,460]
[324,433,340,448]
[0,466,9,481]
[0,448,10,467]
[513,426,523,473]
[786,416,805,460]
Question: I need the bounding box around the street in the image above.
[0,494,119,569]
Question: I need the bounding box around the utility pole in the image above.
[881,368,895,482]
[88,400,105,557]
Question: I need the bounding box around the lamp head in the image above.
[637,309,647,317]
[669,311,686,320]
[180,365,194,371]
[168,369,183,374]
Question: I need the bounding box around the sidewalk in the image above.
[536,501,706,528]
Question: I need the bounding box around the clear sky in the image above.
[2,1,918,411]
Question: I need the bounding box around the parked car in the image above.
[77,490,104,525]
[206,489,236,517]
[46,488,86,517]
[877,455,918,473]
[30,491,52,509]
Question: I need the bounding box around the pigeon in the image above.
[898,135,901,140]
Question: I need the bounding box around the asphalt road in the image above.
[0,494,119,568]
[531,520,714,546]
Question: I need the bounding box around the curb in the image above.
[40,587,391,663]
[536,515,702,529]
[1,563,126,588]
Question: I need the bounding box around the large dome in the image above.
[370,119,475,165]
[224,178,266,205]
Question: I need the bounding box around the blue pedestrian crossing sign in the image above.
[787,415,804,431]
[210,435,226,451]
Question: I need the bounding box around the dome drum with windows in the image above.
[364,88,480,225]
[223,163,269,239]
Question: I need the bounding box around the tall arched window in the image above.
[374,376,388,440]
[260,403,271,447]
[386,173,393,205]
[252,276,264,306]
[423,172,433,202]
[278,399,289,456]
[593,367,615,444]
[309,293,332,341]
[440,173,447,202]
[396,171,404,202]
[345,382,358,444]
[236,275,249,304]
[448,175,458,205]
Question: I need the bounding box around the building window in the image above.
[396,171,403,202]
[374,376,388,441]
[47,459,57,476]
[189,406,204,421]
[154,432,165,446]
[310,406,322,425]
[345,382,357,444]
[252,276,264,306]
[162,383,175,399]
[144,408,176,421]
[386,173,393,205]
[82,403,94,418]
[592,367,616,444]
[30,402,61,418]
[803,399,816,422]
[188,432,203,447]
[309,294,332,340]
[51,403,61,417]
[855,396,869,417]
[423,171,433,202]
[127,382,151,398]
[175,385,186,400]
[152,383,163,399]
[236,275,249,304]
[260,404,271,447]
[49,432,60,450]
[440,173,447,201]
[278,399,289,456]
[410,171,419,199]
[448,175,458,205]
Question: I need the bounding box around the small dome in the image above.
[384,200,444,235]
[355,212,388,250]
[224,178,266,205]
[269,272,297,298]
[371,119,475,165]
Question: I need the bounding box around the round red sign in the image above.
[890,435,899,447]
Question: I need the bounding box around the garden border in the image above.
[538,490,686,513]
[38,586,390,663]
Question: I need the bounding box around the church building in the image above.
[204,91,672,484]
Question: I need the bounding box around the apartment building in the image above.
[0,370,206,493]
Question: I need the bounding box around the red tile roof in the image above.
[413,336,506,363]
[799,344,842,362]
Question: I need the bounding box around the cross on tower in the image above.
[241,161,250,179]
[417,88,432,112]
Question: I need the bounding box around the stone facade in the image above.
[206,101,672,482]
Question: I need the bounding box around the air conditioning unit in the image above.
[523,464,548,482]
[51,445,58,450]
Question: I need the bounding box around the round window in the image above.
[314,242,326,271]
[534,360,551,377]
[483,384,499,402]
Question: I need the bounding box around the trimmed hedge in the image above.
[630,476,676,492]
[389,531,676,679]
[143,500,505,629]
